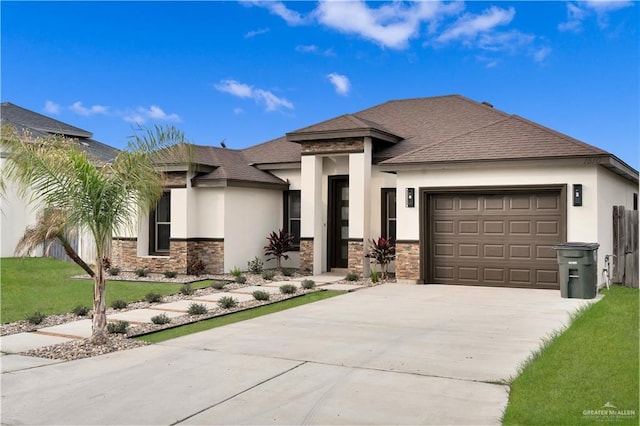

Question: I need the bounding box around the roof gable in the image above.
[382,115,609,165]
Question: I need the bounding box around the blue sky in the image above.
[2,1,638,169]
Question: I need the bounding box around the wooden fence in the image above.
[612,206,639,288]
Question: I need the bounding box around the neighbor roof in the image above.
[1,102,119,164]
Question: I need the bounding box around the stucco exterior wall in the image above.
[595,167,638,283]
[396,163,598,242]
[0,179,43,257]
[223,186,286,272]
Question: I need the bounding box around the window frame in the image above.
[283,190,301,250]
[381,188,397,242]
[149,191,171,256]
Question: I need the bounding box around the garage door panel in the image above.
[459,221,479,234]
[429,191,563,288]
[536,245,557,260]
[434,220,454,234]
[536,195,560,211]
[483,221,505,234]
[484,268,505,283]
[459,244,479,258]
[510,245,532,259]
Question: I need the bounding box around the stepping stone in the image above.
[292,274,346,284]
[191,292,254,302]
[231,285,282,295]
[108,308,186,323]
[0,332,75,354]
[259,281,303,289]
[37,319,93,339]
[320,283,366,292]
[1,354,62,373]
[149,300,221,314]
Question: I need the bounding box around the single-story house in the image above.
[0,102,119,260]
[108,94,635,288]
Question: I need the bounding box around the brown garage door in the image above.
[427,190,565,289]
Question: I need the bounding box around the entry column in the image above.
[348,138,372,277]
[301,155,324,275]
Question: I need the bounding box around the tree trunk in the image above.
[91,258,108,344]
[59,236,95,277]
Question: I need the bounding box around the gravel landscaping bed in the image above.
[4,271,388,362]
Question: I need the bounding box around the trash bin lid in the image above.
[553,242,600,250]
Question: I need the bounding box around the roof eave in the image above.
[191,178,289,190]
[286,128,402,144]
[252,161,301,171]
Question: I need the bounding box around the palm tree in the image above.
[1,124,188,344]
[15,206,95,277]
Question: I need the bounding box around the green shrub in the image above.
[187,258,207,276]
[230,266,242,278]
[370,269,380,283]
[151,313,171,325]
[163,270,177,279]
[111,299,128,310]
[72,305,90,316]
[262,270,276,280]
[301,279,316,290]
[134,268,149,278]
[179,283,194,295]
[210,280,227,290]
[107,320,129,334]
[281,267,295,277]
[217,296,238,309]
[235,275,247,284]
[145,292,163,303]
[26,311,46,325]
[345,272,359,281]
[279,284,297,294]
[247,256,264,274]
[187,303,208,315]
[252,290,270,301]
[108,267,121,276]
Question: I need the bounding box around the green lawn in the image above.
[137,290,344,343]
[0,257,212,323]
[503,286,639,425]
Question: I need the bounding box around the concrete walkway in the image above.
[1,283,598,425]
[0,273,357,357]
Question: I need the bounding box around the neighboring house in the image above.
[113,95,638,288]
[0,102,119,260]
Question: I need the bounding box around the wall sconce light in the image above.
[573,184,582,206]
[406,188,415,208]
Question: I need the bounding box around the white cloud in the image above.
[437,6,515,43]
[245,27,270,38]
[327,73,351,96]
[316,0,461,49]
[559,1,633,32]
[242,0,305,25]
[533,46,552,63]
[233,108,245,115]
[123,105,181,124]
[215,80,254,98]
[296,44,318,53]
[44,100,60,115]
[70,101,108,116]
[215,79,293,112]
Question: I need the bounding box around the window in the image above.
[284,190,301,249]
[149,192,171,255]
[382,188,396,242]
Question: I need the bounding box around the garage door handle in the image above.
[569,275,580,278]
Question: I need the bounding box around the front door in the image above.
[328,176,349,269]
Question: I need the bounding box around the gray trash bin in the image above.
[553,242,599,299]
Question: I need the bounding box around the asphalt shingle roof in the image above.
[1,102,119,164]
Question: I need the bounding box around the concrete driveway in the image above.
[1,284,595,425]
